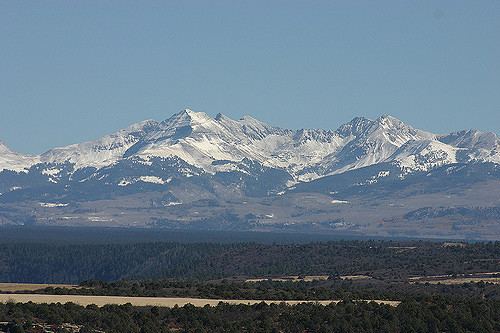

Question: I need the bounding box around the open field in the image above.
[416,277,500,285]
[339,275,372,280]
[0,283,80,292]
[0,293,400,308]
[245,274,372,283]
[245,275,329,283]
[409,272,500,285]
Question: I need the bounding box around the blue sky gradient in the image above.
[1,1,499,153]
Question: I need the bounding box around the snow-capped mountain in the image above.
[39,119,159,169]
[438,129,500,164]
[2,109,500,239]
[298,115,437,178]
[390,139,458,173]
[0,141,39,172]
[1,109,500,183]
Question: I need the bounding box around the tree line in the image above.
[1,297,499,333]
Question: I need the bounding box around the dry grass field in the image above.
[409,272,500,285]
[0,283,80,292]
[0,293,400,308]
[418,277,500,285]
[339,275,372,280]
[245,275,330,283]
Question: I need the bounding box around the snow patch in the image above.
[39,202,68,208]
[164,201,182,207]
[118,176,167,186]
[331,200,350,204]
[88,216,113,222]
[118,179,132,187]
[42,168,61,176]
[138,176,166,184]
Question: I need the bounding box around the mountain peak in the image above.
[336,116,373,137]
[375,114,406,127]
[0,140,39,172]
[439,129,499,150]
[182,108,210,119]
[378,113,398,120]
[161,109,213,127]
[181,108,200,117]
[0,140,13,154]
[378,114,399,120]
[239,115,271,127]
[121,119,159,133]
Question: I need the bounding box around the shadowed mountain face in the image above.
[1,109,500,240]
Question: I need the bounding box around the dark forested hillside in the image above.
[1,240,499,283]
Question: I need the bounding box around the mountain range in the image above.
[1,109,500,240]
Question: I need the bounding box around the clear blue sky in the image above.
[1,1,499,154]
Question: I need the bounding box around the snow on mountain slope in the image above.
[439,130,500,164]
[40,120,159,169]
[0,141,39,172]
[1,109,499,184]
[128,111,457,181]
[439,129,498,150]
[217,117,346,178]
[127,109,347,179]
[129,110,266,171]
[390,139,458,172]
[304,115,437,176]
